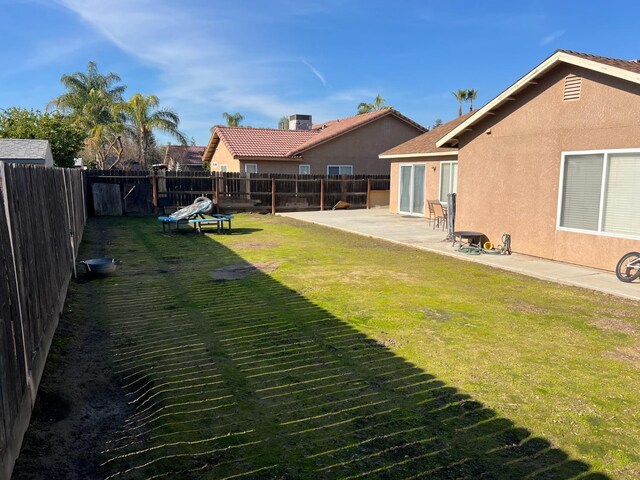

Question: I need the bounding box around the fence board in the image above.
[0,163,85,479]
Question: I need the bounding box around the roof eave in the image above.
[379,151,458,159]
[436,51,640,148]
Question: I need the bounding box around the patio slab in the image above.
[279,209,640,302]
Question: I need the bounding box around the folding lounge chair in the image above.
[158,196,213,233]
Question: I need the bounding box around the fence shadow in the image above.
[29,217,613,479]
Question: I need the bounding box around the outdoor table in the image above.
[452,231,484,248]
[188,215,233,234]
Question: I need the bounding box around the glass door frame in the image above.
[398,163,426,216]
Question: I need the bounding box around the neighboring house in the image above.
[0,139,53,167]
[380,113,473,216]
[164,145,206,171]
[202,110,426,175]
[432,50,640,271]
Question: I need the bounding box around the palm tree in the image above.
[357,94,392,114]
[49,61,127,166]
[48,61,125,127]
[466,89,478,111]
[117,93,187,165]
[452,89,468,117]
[222,112,244,127]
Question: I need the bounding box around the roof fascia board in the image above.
[379,151,458,159]
[437,52,640,148]
[436,53,562,147]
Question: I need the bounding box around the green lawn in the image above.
[39,215,640,478]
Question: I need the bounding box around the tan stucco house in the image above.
[421,49,639,271]
[380,113,473,216]
[202,110,426,175]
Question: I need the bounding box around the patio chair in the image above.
[426,200,438,225]
[431,202,447,230]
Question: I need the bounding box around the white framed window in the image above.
[299,164,311,174]
[220,164,228,172]
[211,162,218,167]
[558,148,640,239]
[245,163,257,174]
[439,161,458,203]
[327,165,353,175]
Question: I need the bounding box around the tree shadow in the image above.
[27,217,614,479]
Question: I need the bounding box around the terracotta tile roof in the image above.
[214,126,317,158]
[291,109,426,155]
[380,112,474,157]
[205,109,426,161]
[164,145,206,165]
[558,49,640,75]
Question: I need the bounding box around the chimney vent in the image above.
[289,114,312,130]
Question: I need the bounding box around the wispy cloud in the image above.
[540,29,565,46]
[301,59,326,86]
[53,0,366,139]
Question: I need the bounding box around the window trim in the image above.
[299,164,311,175]
[220,164,228,172]
[438,160,458,204]
[327,164,353,175]
[244,163,257,174]
[557,147,640,240]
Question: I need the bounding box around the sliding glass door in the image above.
[398,164,426,215]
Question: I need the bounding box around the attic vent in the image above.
[563,74,582,101]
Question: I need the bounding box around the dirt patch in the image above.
[12,228,133,480]
[421,308,454,322]
[211,261,281,281]
[594,318,638,336]
[510,301,548,315]
[605,344,640,369]
[234,241,280,249]
[375,338,401,348]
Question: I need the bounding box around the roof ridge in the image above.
[215,125,320,133]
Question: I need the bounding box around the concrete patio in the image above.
[280,209,640,302]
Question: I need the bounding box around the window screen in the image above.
[439,162,458,203]
[602,153,640,236]
[560,154,604,231]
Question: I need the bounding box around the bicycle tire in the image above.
[615,252,640,283]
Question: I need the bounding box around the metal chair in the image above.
[431,202,447,230]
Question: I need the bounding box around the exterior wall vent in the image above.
[563,74,582,101]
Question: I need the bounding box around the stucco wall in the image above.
[389,154,457,215]
[302,116,422,175]
[456,63,640,271]
[210,142,241,172]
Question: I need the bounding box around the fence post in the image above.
[366,178,371,209]
[151,170,158,211]
[271,177,276,214]
[320,178,324,211]
[213,173,220,213]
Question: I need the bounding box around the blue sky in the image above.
[0,0,638,145]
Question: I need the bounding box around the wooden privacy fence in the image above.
[85,169,391,214]
[0,163,86,480]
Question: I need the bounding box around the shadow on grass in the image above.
[60,218,613,479]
